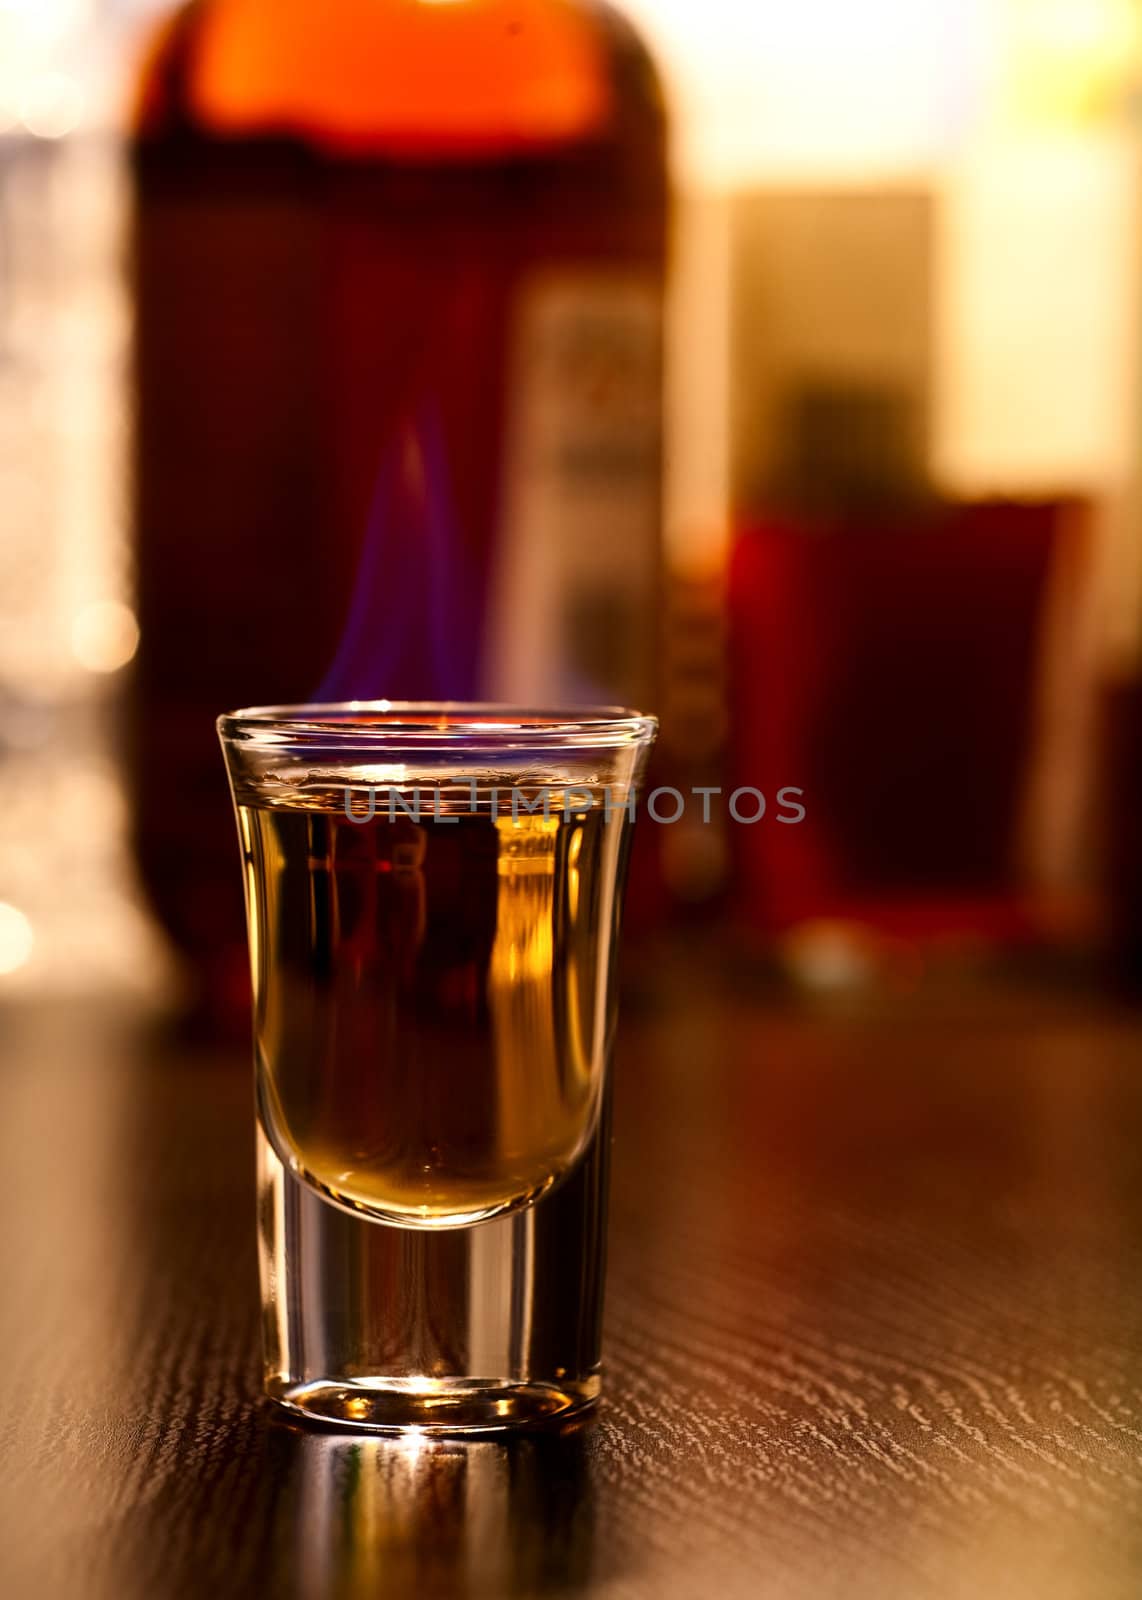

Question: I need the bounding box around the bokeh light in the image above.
[70,602,140,674]
[0,902,35,977]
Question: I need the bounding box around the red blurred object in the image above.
[728,502,1081,939]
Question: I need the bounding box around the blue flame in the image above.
[314,405,481,704]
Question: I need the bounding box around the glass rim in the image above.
[218,701,658,749]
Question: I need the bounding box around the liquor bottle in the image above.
[128,0,667,1021]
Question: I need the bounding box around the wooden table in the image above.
[4,961,1142,1599]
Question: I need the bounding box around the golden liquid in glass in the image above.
[239,797,627,1226]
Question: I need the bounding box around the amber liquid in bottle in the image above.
[239,792,629,1225]
[128,0,667,1019]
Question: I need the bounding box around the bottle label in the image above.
[486,273,662,710]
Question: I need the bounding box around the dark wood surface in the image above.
[5,959,1142,1599]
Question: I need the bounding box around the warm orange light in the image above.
[176,0,610,155]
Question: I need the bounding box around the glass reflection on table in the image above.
[280,1419,596,1600]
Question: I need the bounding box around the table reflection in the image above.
[278,1419,597,1600]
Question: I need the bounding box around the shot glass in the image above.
[218,704,656,1433]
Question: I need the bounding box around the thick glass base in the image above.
[269,1375,600,1435]
[256,1097,611,1436]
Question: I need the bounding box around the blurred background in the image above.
[4,0,1142,1019]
